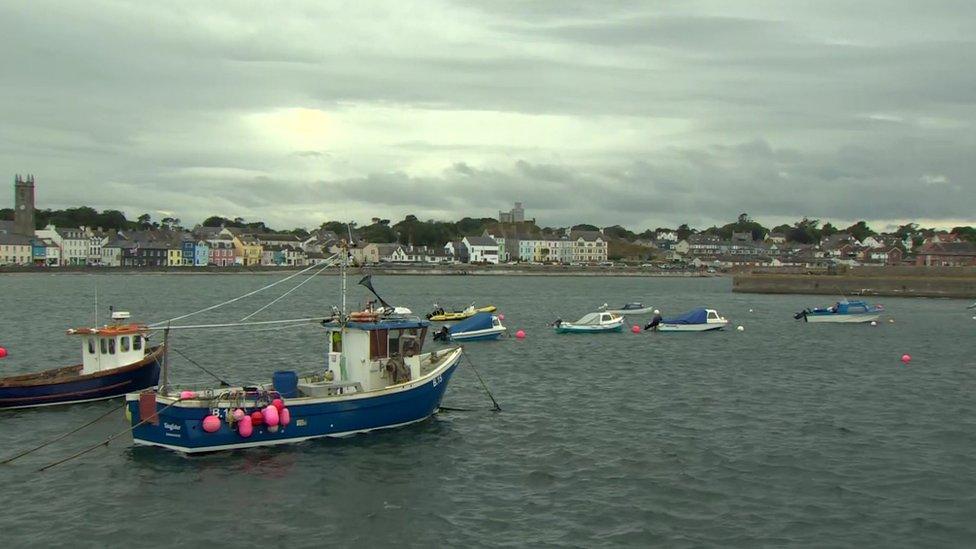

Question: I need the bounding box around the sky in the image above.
[1,1,974,233]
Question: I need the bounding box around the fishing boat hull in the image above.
[803,313,880,324]
[0,347,163,410]
[126,349,462,453]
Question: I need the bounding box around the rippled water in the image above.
[1,273,974,547]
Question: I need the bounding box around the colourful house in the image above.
[233,235,263,266]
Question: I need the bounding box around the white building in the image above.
[462,236,500,264]
[517,238,572,263]
[571,231,608,263]
[656,230,678,242]
[34,225,89,265]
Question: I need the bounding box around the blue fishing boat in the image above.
[0,312,162,410]
[433,312,506,342]
[124,261,465,454]
[794,300,883,323]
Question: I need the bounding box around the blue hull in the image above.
[0,350,162,410]
[128,357,461,453]
[451,332,504,342]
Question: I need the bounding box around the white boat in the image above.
[646,308,728,332]
[794,300,883,323]
[604,302,655,315]
[553,312,624,334]
[432,312,507,342]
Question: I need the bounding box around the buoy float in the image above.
[631,325,640,334]
[736,325,744,331]
[280,408,291,426]
[263,405,280,427]
[0,347,7,359]
[870,321,877,326]
[748,309,754,313]
[653,309,660,315]
[238,416,253,438]
[179,390,196,400]
[251,411,264,426]
[202,415,221,433]
[232,408,246,421]
[498,314,505,321]
[272,398,284,412]
[515,330,526,339]
[901,354,912,364]
[889,319,895,323]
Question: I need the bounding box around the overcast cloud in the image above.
[1,1,973,231]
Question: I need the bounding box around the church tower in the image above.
[13,174,36,236]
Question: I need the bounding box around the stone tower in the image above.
[13,174,35,236]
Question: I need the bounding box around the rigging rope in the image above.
[1,403,124,465]
[147,317,331,331]
[148,256,338,328]
[239,258,339,322]
[170,347,232,387]
[460,347,501,412]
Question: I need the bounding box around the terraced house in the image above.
[571,231,608,264]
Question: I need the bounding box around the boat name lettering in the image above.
[296,419,307,427]
[432,374,443,388]
[163,422,182,432]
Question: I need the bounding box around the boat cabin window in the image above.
[88,339,96,355]
[370,329,389,359]
[389,331,401,357]
[133,335,142,351]
[100,338,108,354]
[707,311,719,320]
[601,314,611,322]
[120,336,130,352]
[108,338,116,355]
[330,331,342,352]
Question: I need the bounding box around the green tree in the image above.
[676,224,695,241]
[845,221,876,242]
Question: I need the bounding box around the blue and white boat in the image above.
[794,300,883,323]
[0,312,162,410]
[433,312,506,342]
[605,302,655,315]
[645,308,728,332]
[552,312,624,334]
[124,264,464,453]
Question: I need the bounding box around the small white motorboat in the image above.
[553,312,624,334]
[604,302,655,315]
[645,308,728,332]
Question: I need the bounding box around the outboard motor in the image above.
[432,326,450,342]
[644,315,662,331]
[793,309,809,321]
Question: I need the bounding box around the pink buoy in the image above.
[280,408,291,426]
[238,416,253,438]
[202,415,221,433]
[515,329,526,339]
[179,390,196,400]
[0,347,8,359]
[272,398,284,412]
[263,405,279,427]
[498,314,505,321]
[251,411,264,425]
[631,325,640,334]
[901,354,912,364]
[232,408,246,421]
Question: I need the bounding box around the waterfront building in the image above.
[209,238,236,266]
[443,241,468,263]
[166,243,183,267]
[13,174,35,237]
[193,241,210,266]
[0,233,33,265]
[462,236,500,264]
[233,235,263,266]
[915,242,976,267]
[571,231,608,264]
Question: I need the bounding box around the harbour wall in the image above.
[733,267,976,298]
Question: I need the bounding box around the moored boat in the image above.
[553,312,624,334]
[426,304,497,322]
[794,300,883,323]
[125,254,465,454]
[645,308,728,332]
[433,312,506,342]
[605,302,655,315]
[0,312,162,410]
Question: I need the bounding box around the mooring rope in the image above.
[460,347,501,412]
[1,403,125,465]
[38,397,189,472]
[148,257,337,327]
[240,258,339,321]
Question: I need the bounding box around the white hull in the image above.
[450,326,507,341]
[657,321,726,332]
[805,314,880,324]
[606,307,655,315]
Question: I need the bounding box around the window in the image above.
[108,338,116,354]
[100,338,108,354]
[120,336,130,352]
[88,339,96,354]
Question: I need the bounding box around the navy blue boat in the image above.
[0,313,162,409]
[433,312,507,342]
[126,313,463,453]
